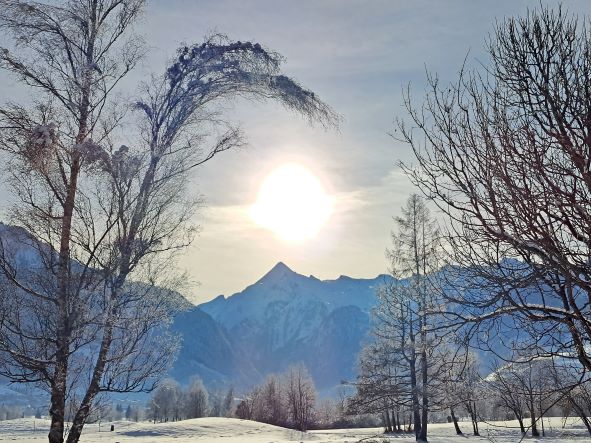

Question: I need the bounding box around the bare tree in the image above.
[484,356,562,437]
[260,375,287,426]
[222,386,234,417]
[236,364,318,432]
[560,373,591,435]
[350,336,408,433]
[235,373,288,427]
[399,6,591,372]
[484,362,528,435]
[185,377,209,419]
[457,353,482,437]
[148,378,182,423]
[0,2,145,442]
[285,364,316,432]
[435,350,483,436]
[351,195,447,441]
[0,3,338,443]
[235,385,263,422]
[369,194,443,442]
[208,385,235,418]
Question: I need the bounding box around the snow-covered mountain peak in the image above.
[199,262,387,332]
[256,261,298,285]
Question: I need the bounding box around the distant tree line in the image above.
[235,365,316,431]
[0,405,25,421]
[233,363,379,431]
[82,402,143,424]
[147,377,233,423]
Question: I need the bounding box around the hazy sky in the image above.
[1,0,588,303]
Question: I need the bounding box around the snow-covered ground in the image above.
[0,416,590,442]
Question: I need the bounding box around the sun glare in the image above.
[249,164,333,242]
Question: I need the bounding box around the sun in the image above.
[249,163,333,242]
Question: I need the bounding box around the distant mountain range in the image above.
[169,262,392,395]
[169,260,542,396]
[0,222,387,402]
[0,223,533,404]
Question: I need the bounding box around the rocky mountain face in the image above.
[169,262,391,395]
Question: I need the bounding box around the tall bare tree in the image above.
[558,368,591,436]
[0,2,144,441]
[363,194,443,442]
[399,6,591,372]
[0,2,338,443]
[393,194,442,442]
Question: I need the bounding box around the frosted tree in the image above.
[0,2,338,443]
[148,378,182,423]
[235,386,263,421]
[261,375,287,426]
[453,353,482,436]
[484,357,565,437]
[222,387,234,417]
[285,364,317,432]
[235,376,286,425]
[435,351,482,436]
[350,337,408,433]
[184,377,209,419]
[234,365,318,431]
[369,194,444,441]
[0,2,145,442]
[209,386,234,417]
[353,195,445,441]
[559,371,591,435]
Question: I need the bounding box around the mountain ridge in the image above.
[170,261,390,394]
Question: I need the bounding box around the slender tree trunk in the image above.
[516,415,526,435]
[450,407,462,435]
[418,353,428,441]
[471,413,479,436]
[48,3,96,439]
[570,399,591,436]
[539,400,545,437]
[384,409,392,433]
[418,302,428,442]
[530,403,539,437]
[409,353,421,440]
[579,414,591,436]
[49,154,82,443]
[48,349,68,443]
[465,401,479,436]
[66,307,115,443]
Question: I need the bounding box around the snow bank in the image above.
[0,416,590,442]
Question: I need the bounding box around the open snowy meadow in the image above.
[0,417,590,443]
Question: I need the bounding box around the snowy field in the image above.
[1,416,590,443]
